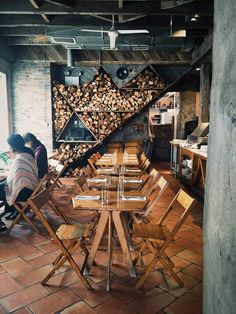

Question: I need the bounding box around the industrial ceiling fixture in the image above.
[116,67,129,80]
[80,15,149,50]
[67,48,74,68]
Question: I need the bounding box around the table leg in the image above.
[112,211,136,278]
[107,211,112,291]
[83,211,109,275]
[120,212,134,251]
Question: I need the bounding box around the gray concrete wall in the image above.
[203,1,236,313]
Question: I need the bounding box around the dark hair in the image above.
[23,133,41,150]
[7,134,35,157]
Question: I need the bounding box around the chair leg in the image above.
[8,203,39,233]
[42,239,92,289]
[135,253,162,289]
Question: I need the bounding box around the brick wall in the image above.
[11,61,53,153]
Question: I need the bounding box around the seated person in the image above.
[23,133,48,179]
[0,134,39,231]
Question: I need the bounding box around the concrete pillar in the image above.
[203,1,236,313]
[199,63,211,124]
[177,91,197,139]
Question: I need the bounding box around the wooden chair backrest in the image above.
[107,142,123,148]
[159,189,196,226]
[94,152,101,159]
[80,166,93,178]
[157,189,196,254]
[28,188,69,225]
[48,159,60,170]
[142,159,151,171]
[143,176,168,218]
[74,174,88,192]
[125,147,139,154]
[88,158,98,173]
[49,163,67,191]
[125,140,141,147]
[144,170,161,196]
[28,189,66,241]
[140,172,155,194]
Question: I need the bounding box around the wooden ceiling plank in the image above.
[0,1,213,16]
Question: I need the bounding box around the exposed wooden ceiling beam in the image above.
[28,0,50,23]
[192,30,212,66]
[44,0,73,9]
[0,15,212,28]
[0,1,213,16]
[13,45,192,64]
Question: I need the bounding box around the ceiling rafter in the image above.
[44,0,73,9]
[0,1,213,16]
[28,0,50,23]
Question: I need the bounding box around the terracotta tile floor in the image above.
[0,162,203,313]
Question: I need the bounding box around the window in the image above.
[0,71,10,151]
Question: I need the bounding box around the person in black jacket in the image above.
[23,133,48,179]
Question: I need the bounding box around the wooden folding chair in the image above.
[141,159,151,171]
[81,165,95,178]
[132,189,196,289]
[8,173,50,233]
[131,176,168,225]
[48,163,68,192]
[74,174,89,193]
[28,189,94,289]
[88,158,98,175]
[138,168,159,195]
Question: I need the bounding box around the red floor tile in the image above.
[128,287,176,314]
[0,273,21,298]
[15,265,54,287]
[177,250,203,266]
[11,307,32,314]
[182,264,203,281]
[69,279,111,307]
[1,257,33,278]
[190,282,203,298]
[163,292,202,314]
[61,301,97,314]
[95,298,136,314]
[28,250,59,268]
[0,246,18,263]
[0,284,49,312]
[29,288,79,314]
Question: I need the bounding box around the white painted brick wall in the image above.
[11,61,53,153]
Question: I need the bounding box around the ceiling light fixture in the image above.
[190,14,200,22]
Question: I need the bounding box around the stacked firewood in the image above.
[99,112,123,140]
[84,72,133,112]
[78,112,100,139]
[125,68,165,89]
[123,89,161,109]
[53,87,73,136]
[53,143,93,165]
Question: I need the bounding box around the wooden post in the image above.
[203,1,236,313]
[199,62,211,124]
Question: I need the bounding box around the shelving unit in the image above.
[52,65,166,164]
[179,147,207,197]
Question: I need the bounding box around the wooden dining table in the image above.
[96,167,145,177]
[95,153,139,167]
[86,176,144,190]
[72,189,148,291]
